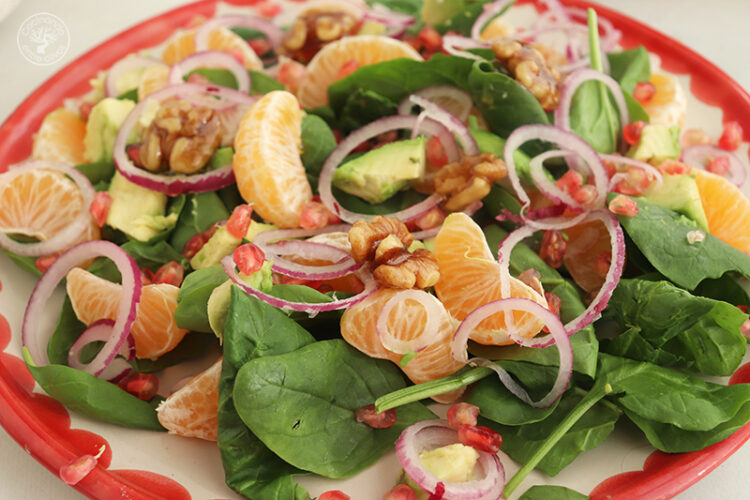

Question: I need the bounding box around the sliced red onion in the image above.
[407,95,479,155]
[0,161,95,257]
[262,240,361,280]
[376,290,444,354]
[451,298,573,407]
[295,0,366,18]
[504,125,609,213]
[600,153,664,191]
[113,83,255,196]
[563,6,622,52]
[22,241,142,377]
[68,320,135,382]
[396,419,505,500]
[442,34,490,61]
[318,115,450,223]
[470,0,515,41]
[169,51,251,93]
[194,14,284,53]
[398,86,474,123]
[222,255,377,315]
[555,68,629,136]
[105,55,165,97]
[528,150,581,207]
[681,144,747,187]
[364,4,415,27]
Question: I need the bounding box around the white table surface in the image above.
[1,1,750,499]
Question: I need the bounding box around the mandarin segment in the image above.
[66,268,188,360]
[162,27,263,70]
[32,108,87,165]
[137,64,170,101]
[693,169,750,253]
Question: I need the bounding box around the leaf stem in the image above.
[587,8,604,72]
[375,366,493,412]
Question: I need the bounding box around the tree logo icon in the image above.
[17,13,70,66]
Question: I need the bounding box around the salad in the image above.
[2,0,750,499]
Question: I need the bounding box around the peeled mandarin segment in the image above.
[296,35,423,109]
[137,64,170,101]
[156,358,221,441]
[641,73,686,128]
[694,169,750,253]
[32,108,87,165]
[563,220,611,293]
[233,90,312,228]
[161,27,263,71]
[433,213,547,345]
[66,268,188,360]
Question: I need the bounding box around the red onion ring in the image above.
[22,240,142,377]
[113,83,255,195]
[222,255,377,314]
[681,144,748,187]
[442,35,490,61]
[600,153,664,191]
[398,86,474,123]
[194,14,284,53]
[563,6,622,52]
[0,161,95,257]
[363,4,415,27]
[318,115,450,223]
[407,95,480,156]
[263,240,362,280]
[527,150,583,208]
[169,51,251,93]
[396,419,505,500]
[105,55,165,97]
[555,68,629,137]
[470,0,515,41]
[68,319,135,383]
[451,297,573,408]
[376,290,444,354]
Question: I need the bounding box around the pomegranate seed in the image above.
[318,491,350,500]
[686,230,706,244]
[78,101,94,122]
[556,169,583,194]
[278,274,324,290]
[126,144,141,165]
[233,243,265,276]
[227,204,254,238]
[337,60,361,80]
[632,81,656,104]
[594,251,612,278]
[418,26,443,52]
[681,128,712,148]
[300,200,340,229]
[59,445,106,485]
[186,72,211,84]
[707,156,731,176]
[355,404,397,429]
[35,254,58,273]
[89,191,112,228]
[383,484,416,500]
[425,136,448,167]
[622,121,647,146]
[457,424,502,454]
[276,58,307,93]
[659,159,691,175]
[603,160,618,178]
[255,1,282,18]
[140,267,155,285]
[539,229,567,268]
[427,482,446,500]
[415,206,446,231]
[738,305,749,313]
[518,268,544,297]
[118,372,158,401]
[182,232,208,259]
[227,47,246,65]
[718,121,743,151]
[248,37,271,55]
[447,402,480,429]
[608,194,639,216]
[572,184,598,207]
[153,261,184,287]
[614,167,650,196]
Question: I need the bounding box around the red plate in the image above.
[1,1,749,499]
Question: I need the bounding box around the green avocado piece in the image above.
[106,172,177,241]
[627,124,681,164]
[332,137,426,204]
[421,0,464,26]
[399,443,480,500]
[190,220,276,270]
[84,97,135,162]
[645,173,709,231]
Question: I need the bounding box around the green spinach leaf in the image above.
[48,296,86,365]
[518,485,588,500]
[249,70,285,94]
[88,240,184,282]
[129,333,216,373]
[75,161,116,187]
[693,275,750,306]
[175,264,228,332]
[301,113,337,188]
[170,192,229,254]
[607,46,650,94]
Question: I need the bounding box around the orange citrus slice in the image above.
[296,35,422,109]
[434,213,547,345]
[137,64,170,101]
[31,108,87,165]
[694,169,750,253]
[66,268,188,360]
[156,358,221,441]
[641,73,686,127]
[563,220,611,293]
[233,90,312,228]
[162,27,263,71]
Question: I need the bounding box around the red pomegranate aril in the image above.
[126,144,141,165]
[89,191,112,228]
[276,58,306,93]
[572,184,598,207]
[545,292,562,317]
[457,424,502,454]
[426,136,448,167]
[622,121,647,146]
[300,200,340,229]
[318,491,350,500]
[609,194,639,216]
[118,372,159,401]
[539,229,567,268]
[447,402,480,429]
[632,81,656,104]
[738,305,749,313]
[603,160,617,178]
[428,482,446,500]
[707,156,731,176]
[153,261,185,287]
[186,72,211,85]
[182,232,208,259]
[556,169,583,194]
[681,128,712,148]
[79,101,95,122]
[355,404,397,429]
[140,267,155,285]
[233,243,266,276]
[227,204,254,238]
[659,159,691,176]
[337,59,361,80]
[59,446,105,485]
[418,26,443,52]
[594,251,612,278]
[255,1,282,18]
[415,206,445,230]
[248,37,271,56]
[518,268,544,297]
[718,121,743,151]
[35,254,59,273]
[383,484,416,500]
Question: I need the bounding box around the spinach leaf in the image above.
[218,286,314,500]
[519,485,588,500]
[432,0,499,35]
[170,192,229,254]
[693,275,750,306]
[607,46,650,94]
[301,113,337,188]
[175,264,228,332]
[614,195,750,290]
[23,348,164,431]
[249,70,285,94]
[48,296,86,365]
[1,249,41,277]
[333,187,427,216]
[129,333,216,373]
[603,278,747,376]
[87,240,184,282]
[188,68,238,89]
[141,194,187,244]
[338,88,400,131]
[75,161,116,187]
[234,339,435,478]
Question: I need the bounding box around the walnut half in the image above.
[434,153,507,211]
[491,37,561,111]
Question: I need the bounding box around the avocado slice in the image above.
[106,172,178,241]
[190,220,277,270]
[400,442,480,500]
[627,124,681,164]
[645,173,709,231]
[332,137,426,204]
[84,97,136,163]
